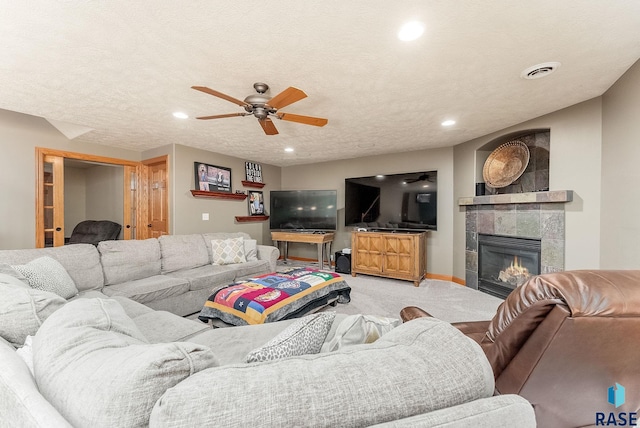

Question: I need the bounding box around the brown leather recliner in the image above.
[401,270,640,428]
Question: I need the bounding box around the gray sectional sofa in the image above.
[0,233,536,427]
[0,232,279,317]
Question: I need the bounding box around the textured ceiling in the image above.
[1,1,639,166]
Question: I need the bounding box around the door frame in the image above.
[35,147,142,247]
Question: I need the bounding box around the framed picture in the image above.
[245,161,263,183]
[194,162,232,193]
[248,191,264,215]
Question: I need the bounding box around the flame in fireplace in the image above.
[498,256,531,286]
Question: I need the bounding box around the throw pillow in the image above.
[244,239,258,262]
[321,314,401,353]
[33,298,219,428]
[245,312,336,363]
[11,256,78,299]
[0,281,66,347]
[211,237,247,265]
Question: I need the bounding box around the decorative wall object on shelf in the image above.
[245,162,263,183]
[190,190,247,200]
[194,162,232,193]
[248,191,265,215]
[241,180,265,188]
[235,215,269,223]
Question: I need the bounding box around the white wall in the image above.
[453,98,603,280]
[601,59,640,267]
[281,147,455,278]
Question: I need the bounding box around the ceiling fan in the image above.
[405,172,436,183]
[192,82,328,135]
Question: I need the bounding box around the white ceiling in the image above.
[1,1,639,167]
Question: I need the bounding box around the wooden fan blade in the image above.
[195,113,248,120]
[278,112,328,127]
[259,118,279,135]
[191,86,249,107]
[266,87,307,110]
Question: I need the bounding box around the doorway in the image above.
[35,148,169,247]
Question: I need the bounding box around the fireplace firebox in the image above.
[478,234,541,299]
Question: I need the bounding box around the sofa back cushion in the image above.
[33,298,218,428]
[151,318,495,427]
[0,244,104,291]
[0,279,66,347]
[202,232,251,263]
[98,238,161,285]
[159,234,209,273]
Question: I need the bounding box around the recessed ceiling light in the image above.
[284,147,294,153]
[398,21,424,41]
[520,62,561,80]
[441,119,456,127]
[172,112,189,119]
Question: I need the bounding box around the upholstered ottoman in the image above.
[198,267,351,326]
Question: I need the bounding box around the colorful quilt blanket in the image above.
[198,267,351,326]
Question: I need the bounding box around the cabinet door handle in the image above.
[147,224,152,228]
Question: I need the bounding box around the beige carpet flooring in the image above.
[279,261,504,323]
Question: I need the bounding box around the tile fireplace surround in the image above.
[459,190,573,292]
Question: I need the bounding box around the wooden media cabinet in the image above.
[351,230,427,287]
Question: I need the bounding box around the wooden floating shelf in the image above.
[190,190,247,200]
[235,215,269,223]
[241,180,265,189]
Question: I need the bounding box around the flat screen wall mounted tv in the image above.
[269,190,338,231]
[345,171,437,231]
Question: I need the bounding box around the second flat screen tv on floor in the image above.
[269,190,337,231]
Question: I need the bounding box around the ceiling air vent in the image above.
[520,62,561,80]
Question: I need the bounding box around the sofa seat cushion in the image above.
[98,238,161,285]
[102,275,189,304]
[165,265,237,292]
[188,314,348,366]
[159,234,209,273]
[33,299,218,428]
[231,259,271,280]
[132,311,210,343]
[151,318,495,427]
[0,280,66,347]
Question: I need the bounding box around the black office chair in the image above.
[67,220,122,246]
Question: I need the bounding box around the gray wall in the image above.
[453,98,603,280]
[63,167,87,235]
[280,147,455,278]
[171,144,281,245]
[601,58,640,267]
[0,109,140,249]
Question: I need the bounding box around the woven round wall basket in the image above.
[482,140,530,188]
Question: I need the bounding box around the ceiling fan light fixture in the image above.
[398,21,424,41]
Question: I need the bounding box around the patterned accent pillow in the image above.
[211,237,247,265]
[245,312,336,363]
[12,256,78,299]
